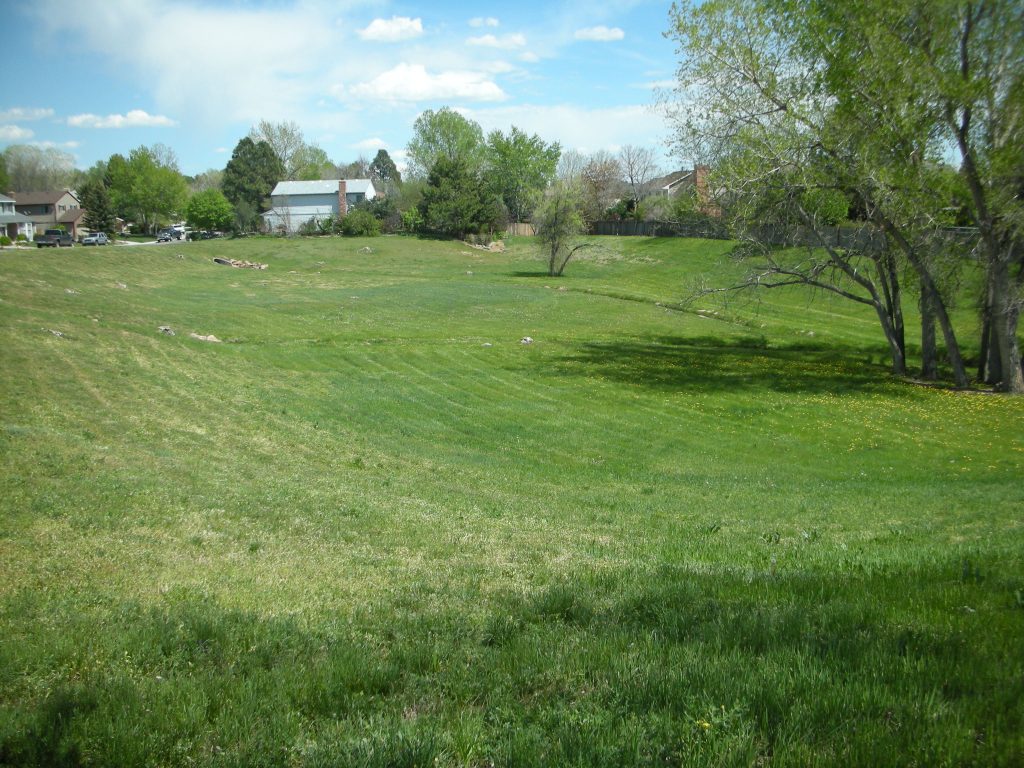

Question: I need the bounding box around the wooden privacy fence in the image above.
[506,222,536,236]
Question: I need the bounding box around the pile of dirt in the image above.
[213,258,267,270]
[465,240,505,253]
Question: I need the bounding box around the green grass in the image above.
[0,235,1021,766]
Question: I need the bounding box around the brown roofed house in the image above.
[14,189,84,239]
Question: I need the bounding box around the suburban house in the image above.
[13,189,86,239]
[649,166,719,216]
[650,167,710,198]
[261,179,377,234]
[0,193,36,241]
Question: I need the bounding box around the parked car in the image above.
[36,229,74,248]
[82,232,108,246]
[156,229,178,242]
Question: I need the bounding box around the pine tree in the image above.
[80,181,116,234]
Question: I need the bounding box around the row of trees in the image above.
[404,107,679,241]
[405,108,560,238]
[1,112,672,245]
[667,0,1023,392]
[0,120,407,236]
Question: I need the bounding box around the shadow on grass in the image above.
[1,553,1017,766]
[550,334,899,395]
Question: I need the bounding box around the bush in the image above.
[340,209,381,237]
[0,236,11,247]
[400,208,424,233]
[358,197,402,233]
[16,234,27,242]
[298,218,324,237]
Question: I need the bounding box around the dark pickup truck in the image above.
[36,229,75,248]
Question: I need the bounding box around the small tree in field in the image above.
[534,184,589,277]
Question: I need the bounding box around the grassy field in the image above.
[0,235,1021,766]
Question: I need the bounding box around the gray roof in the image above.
[0,213,35,224]
[12,190,80,205]
[651,170,695,191]
[270,179,375,197]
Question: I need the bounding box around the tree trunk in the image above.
[873,215,969,387]
[989,256,1024,392]
[870,299,907,376]
[884,251,905,358]
[979,277,1001,384]
[920,275,938,380]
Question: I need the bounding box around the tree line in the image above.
[0,113,675,247]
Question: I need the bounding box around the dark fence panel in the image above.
[590,220,980,254]
[591,219,731,239]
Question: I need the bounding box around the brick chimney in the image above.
[338,180,348,218]
[694,165,709,204]
[693,165,720,217]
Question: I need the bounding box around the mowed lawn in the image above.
[0,235,1021,766]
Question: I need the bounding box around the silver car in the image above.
[82,232,108,246]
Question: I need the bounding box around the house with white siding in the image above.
[261,179,376,234]
[0,193,36,241]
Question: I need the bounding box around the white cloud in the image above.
[0,107,55,122]
[520,51,540,63]
[639,79,677,90]
[29,0,337,125]
[359,16,423,42]
[215,147,228,153]
[353,137,388,150]
[574,26,625,42]
[350,64,507,103]
[32,140,80,149]
[0,125,34,141]
[68,109,176,128]
[467,33,526,49]
[469,17,499,28]
[461,103,668,161]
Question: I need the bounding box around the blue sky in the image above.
[2,0,683,177]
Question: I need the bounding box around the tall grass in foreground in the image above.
[0,236,1021,766]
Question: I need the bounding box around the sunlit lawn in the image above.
[0,235,1021,766]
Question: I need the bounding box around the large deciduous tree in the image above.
[189,169,223,194]
[248,120,328,181]
[579,151,623,224]
[618,145,659,217]
[485,126,561,223]
[336,156,371,180]
[106,145,188,233]
[185,189,235,232]
[2,145,75,191]
[406,108,486,179]
[295,145,334,181]
[667,0,1022,390]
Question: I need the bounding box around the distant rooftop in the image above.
[11,190,80,205]
[271,179,375,196]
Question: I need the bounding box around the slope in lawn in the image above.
[0,236,1021,766]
